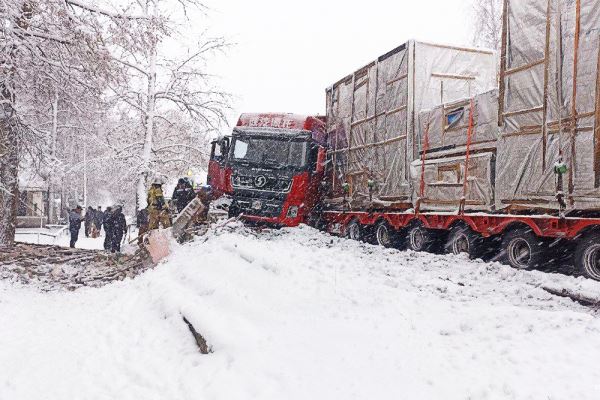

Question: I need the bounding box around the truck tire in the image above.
[406,224,442,253]
[375,221,404,249]
[345,220,363,241]
[501,228,547,270]
[445,225,485,259]
[574,232,600,281]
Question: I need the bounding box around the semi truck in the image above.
[208,113,327,227]
[208,0,600,281]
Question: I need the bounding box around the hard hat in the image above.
[152,176,166,185]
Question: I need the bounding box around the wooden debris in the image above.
[0,242,155,291]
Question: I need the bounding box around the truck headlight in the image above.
[287,206,299,218]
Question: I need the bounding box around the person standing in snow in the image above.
[136,207,149,247]
[94,206,103,235]
[147,179,171,229]
[68,206,83,248]
[84,206,94,237]
[111,206,127,253]
[171,178,196,214]
[103,206,114,251]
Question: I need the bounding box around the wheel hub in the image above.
[348,223,360,240]
[583,244,600,280]
[377,225,390,247]
[508,238,532,269]
[411,228,425,250]
[452,233,470,255]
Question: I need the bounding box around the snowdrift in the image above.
[2,225,600,399]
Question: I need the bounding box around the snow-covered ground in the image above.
[3,225,600,399]
[15,227,136,251]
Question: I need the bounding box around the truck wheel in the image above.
[375,221,403,248]
[345,220,363,241]
[574,232,600,281]
[445,225,485,259]
[407,224,441,253]
[502,228,546,270]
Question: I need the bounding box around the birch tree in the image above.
[0,0,133,247]
[104,0,229,208]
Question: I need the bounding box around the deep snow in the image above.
[2,225,600,399]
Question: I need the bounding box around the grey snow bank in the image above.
[2,224,600,399]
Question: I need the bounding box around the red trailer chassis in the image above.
[323,211,600,240]
[322,210,600,281]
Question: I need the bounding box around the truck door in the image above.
[207,137,231,197]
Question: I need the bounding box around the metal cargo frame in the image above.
[325,40,496,210]
[496,0,600,212]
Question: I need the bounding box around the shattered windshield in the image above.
[231,136,308,168]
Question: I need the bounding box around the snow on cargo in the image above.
[325,40,496,210]
[3,226,600,399]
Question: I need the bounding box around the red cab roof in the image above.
[237,113,325,132]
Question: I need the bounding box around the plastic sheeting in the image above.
[496,0,600,211]
[418,90,499,152]
[325,40,496,209]
[411,90,499,211]
[410,151,496,212]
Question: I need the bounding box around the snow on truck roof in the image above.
[237,113,325,132]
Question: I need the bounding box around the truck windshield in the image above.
[231,136,308,168]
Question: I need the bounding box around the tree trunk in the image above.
[48,93,58,224]
[0,105,19,247]
[138,40,157,210]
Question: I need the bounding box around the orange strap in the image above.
[417,118,431,214]
[461,99,475,214]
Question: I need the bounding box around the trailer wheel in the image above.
[574,232,600,281]
[407,224,441,253]
[502,228,546,270]
[445,225,485,259]
[375,221,403,248]
[345,220,363,241]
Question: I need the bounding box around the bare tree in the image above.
[0,0,229,246]
[0,0,128,247]
[103,0,229,208]
[472,0,503,51]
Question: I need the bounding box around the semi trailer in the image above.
[208,0,600,281]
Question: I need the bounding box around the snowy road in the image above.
[2,225,600,399]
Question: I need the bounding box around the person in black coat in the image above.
[84,206,94,237]
[68,206,83,248]
[171,178,196,213]
[111,206,127,253]
[94,206,103,233]
[103,206,114,251]
[136,208,149,247]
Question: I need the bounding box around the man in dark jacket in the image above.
[136,208,149,247]
[68,206,83,248]
[84,206,94,237]
[103,206,114,251]
[94,206,103,234]
[111,206,127,253]
[171,178,196,214]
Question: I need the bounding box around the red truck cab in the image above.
[208,113,327,227]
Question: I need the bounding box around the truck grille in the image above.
[232,197,283,218]
[231,175,292,193]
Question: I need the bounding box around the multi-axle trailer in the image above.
[208,0,600,280]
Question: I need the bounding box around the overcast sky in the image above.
[202,0,476,129]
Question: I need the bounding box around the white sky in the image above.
[202,0,476,129]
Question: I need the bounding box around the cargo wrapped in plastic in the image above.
[411,90,499,212]
[325,40,496,210]
[496,0,600,212]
